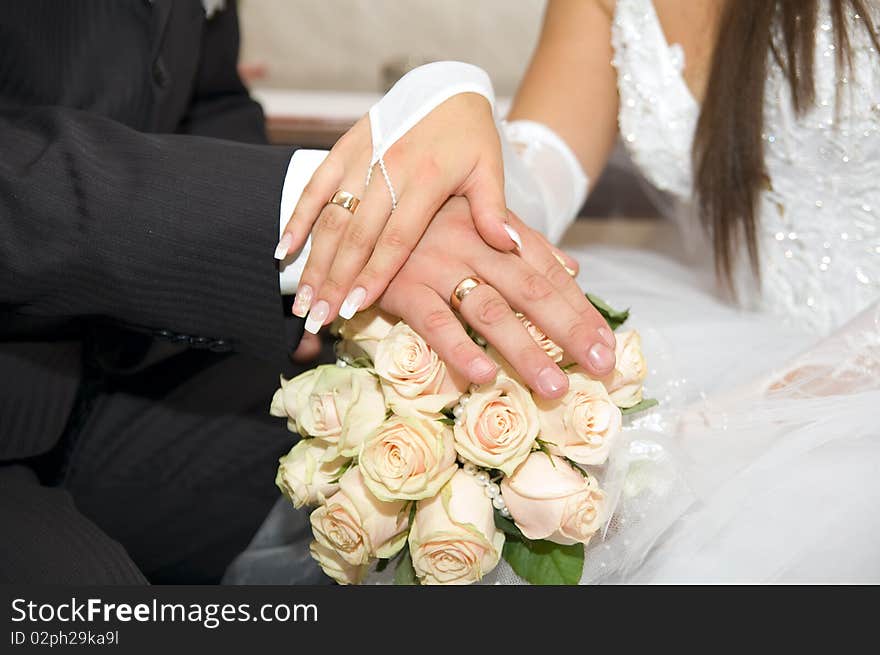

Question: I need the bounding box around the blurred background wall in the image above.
[238,0,546,95]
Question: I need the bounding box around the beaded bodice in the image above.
[612,0,880,333]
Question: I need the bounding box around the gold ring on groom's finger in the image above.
[450,276,485,312]
[327,189,360,214]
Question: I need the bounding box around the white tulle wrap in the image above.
[499,119,588,244]
[481,248,880,584]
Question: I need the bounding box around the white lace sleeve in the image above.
[500,120,589,244]
[764,301,880,396]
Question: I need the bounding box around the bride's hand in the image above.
[279,93,516,331]
[375,197,616,399]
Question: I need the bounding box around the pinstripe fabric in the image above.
[0,343,83,459]
[0,1,307,583]
[0,0,302,462]
[0,465,147,584]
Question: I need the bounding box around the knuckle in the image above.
[520,273,555,302]
[474,295,510,327]
[315,208,347,235]
[545,260,575,288]
[518,343,547,367]
[423,308,458,333]
[344,223,373,252]
[566,319,592,343]
[450,338,477,363]
[318,278,345,300]
[378,226,408,252]
[578,302,603,323]
[358,263,382,285]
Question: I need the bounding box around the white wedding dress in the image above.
[226,0,880,585]
[515,0,880,584]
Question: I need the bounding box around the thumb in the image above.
[463,160,517,252]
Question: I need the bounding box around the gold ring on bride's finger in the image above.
[327,189,360,214]
[450,276,485,312]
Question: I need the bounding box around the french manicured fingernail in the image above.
[338,287,366,320]
[503,224,523,251]
[274,233,293,260]
[588,342,615,372]
[292,285,313,318]
[598,327,616,349]
[536,366,567,397]
[304,300,329,334]
[468,357,497,382]
[552,251,576,277]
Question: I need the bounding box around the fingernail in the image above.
[587,342,615,372]
[552,251,576,277]
[468,357,497,382]
[338,287,366,320]
[304,300,329,334]
[598,327,616,349]
[536,366,567,397]
[503,224,523,251]
[292,285,313,318]
[274,233,293,260]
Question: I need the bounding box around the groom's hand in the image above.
[377,198,616,399]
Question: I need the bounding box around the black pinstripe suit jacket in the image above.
[0,0,303,459]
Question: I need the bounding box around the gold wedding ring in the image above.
[450,276,485,312]
[327,189,360,214]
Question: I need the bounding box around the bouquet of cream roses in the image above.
[270,297,654,585]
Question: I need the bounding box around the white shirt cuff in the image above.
[278,149,329,295]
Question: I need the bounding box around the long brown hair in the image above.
[693,0,880,288]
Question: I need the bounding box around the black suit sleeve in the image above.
[0,104,295,361]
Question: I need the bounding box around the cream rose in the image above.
[408,469,505,585]
[309,541,368,585]
[501,452,606,546]
[359,417,457,501]
[275,439,349,509]
[453,374,539,475]
[517,313,563,363]
[601,330,648,408]
[270,365,386,456]
[309,467,409,566]
[374,322,467,417]
[536,371,622,466]
[337,306,397,360]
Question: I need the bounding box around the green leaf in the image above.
[586,293,630,331]
[494,512,525,539]
[375,558,390,573]
[502,538,584,585]
[565,459,592,481]
[535,439,558,459]
[394,548,419,585]
[621,398,659,416]
[438,417,456,426]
